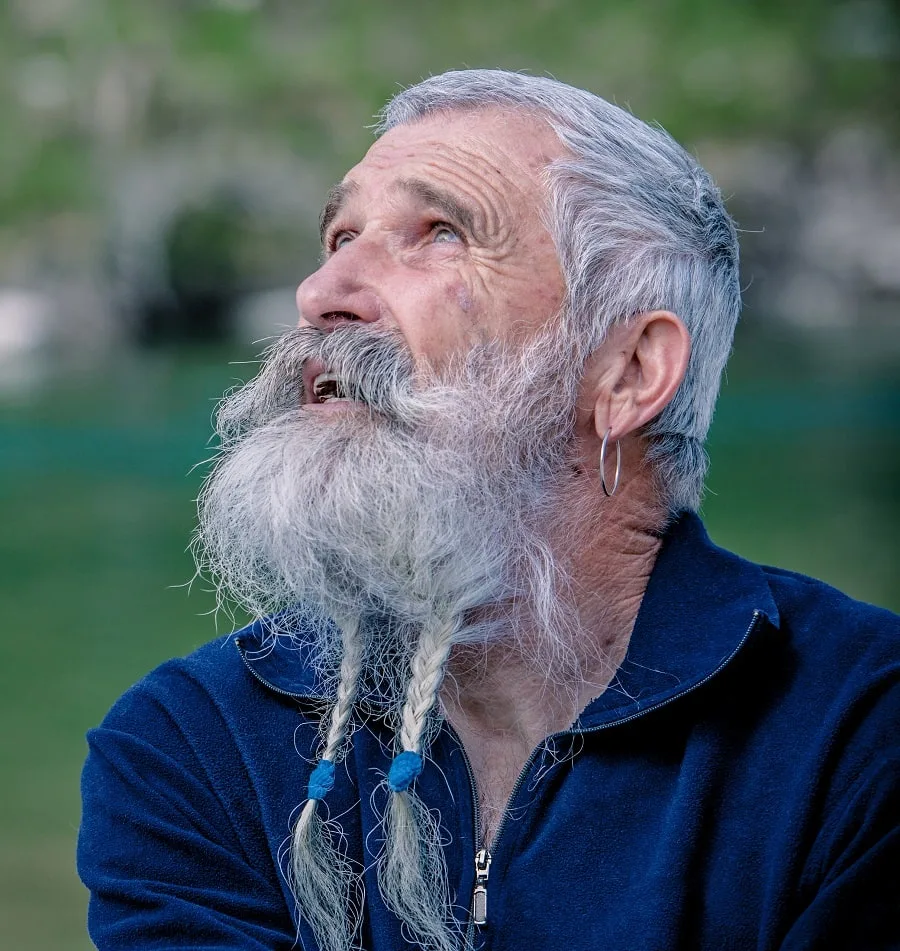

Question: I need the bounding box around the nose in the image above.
[295,242,385,331]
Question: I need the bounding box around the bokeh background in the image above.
[1,1,898,946]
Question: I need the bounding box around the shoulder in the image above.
[759,563,900,669]
[680,518,900,786]
[105,633,243,713]
[746,558,900,728]
[83,623,326,860]
[95,618,322,762]
[101,632,259,732]
[750,563,900,795]
[79,628,309,947]
[84,633,268,820]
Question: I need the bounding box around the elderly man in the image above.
[78,70,899,951]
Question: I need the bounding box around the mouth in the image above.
[302,358,357,408]
[311,372,350,403]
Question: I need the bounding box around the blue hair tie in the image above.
[388,750,424,792]
[307,759,336,801]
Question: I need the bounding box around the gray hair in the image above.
[379,69,742,512]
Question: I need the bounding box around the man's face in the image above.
[199,108,583,660]
[296,109,567,375]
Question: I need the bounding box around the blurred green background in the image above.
[1,1,898,947]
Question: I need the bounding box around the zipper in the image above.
[445,718,571,947]
[234,636,314,699]
[461,732,559,944]
[457,609,763,946]
[445,718,482,951]
[472,849,492,925]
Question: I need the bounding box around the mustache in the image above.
[215,325,417,446]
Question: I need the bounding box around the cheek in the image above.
[395,278,477,358]
[505,264,565,333]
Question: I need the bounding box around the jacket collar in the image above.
[234,512,780,719]
[575,511,780,727]
[234,612,330,700]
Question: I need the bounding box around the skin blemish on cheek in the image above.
[455,285,473,313]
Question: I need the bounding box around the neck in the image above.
[442,459,666,753]
[439,460,666,845]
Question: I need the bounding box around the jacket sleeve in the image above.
[77,674,299,950]
[778,709,900,949]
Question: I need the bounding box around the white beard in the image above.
[196,322,584,690]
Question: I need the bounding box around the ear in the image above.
[591,310,691,441]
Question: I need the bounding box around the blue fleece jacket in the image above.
[77,514,900,950]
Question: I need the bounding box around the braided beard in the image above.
[194,322,584,949]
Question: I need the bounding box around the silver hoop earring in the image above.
[600,428,621,497]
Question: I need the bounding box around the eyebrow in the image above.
[319,180,358,243]
[394,178,479,236]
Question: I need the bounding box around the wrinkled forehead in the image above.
[350,108,565,204]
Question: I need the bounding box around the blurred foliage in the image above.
[2,0,899,249]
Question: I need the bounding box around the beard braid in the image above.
[193,321,588,950]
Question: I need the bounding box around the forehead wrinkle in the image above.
[414,149,511,241]
[366,140,507,241]
[428,141,548,241]
[342,123,554,247]
[319,180,359,242]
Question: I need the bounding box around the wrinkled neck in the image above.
[443,459,665,746]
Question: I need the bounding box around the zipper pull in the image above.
[472,848,492,927]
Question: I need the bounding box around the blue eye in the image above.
[432,223,461,243]
[331,231,355,251]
